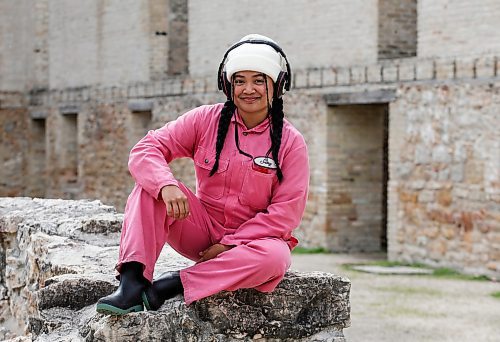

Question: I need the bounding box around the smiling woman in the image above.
[96,34,310,315]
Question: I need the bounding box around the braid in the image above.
[210,99,235,176]
[270,97,284,182]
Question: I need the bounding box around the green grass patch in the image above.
[432,267,490,281]
[341,260,427,272]
[490,291,500,299]
[291,246,328,254]
[343,261,491,281]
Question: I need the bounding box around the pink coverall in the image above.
[118,103,309,305]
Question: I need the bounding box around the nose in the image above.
[243,82,255,93]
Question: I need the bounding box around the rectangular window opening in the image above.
[61,113,78,185]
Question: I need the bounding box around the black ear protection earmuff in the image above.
[217,39,292,99]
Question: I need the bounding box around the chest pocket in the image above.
[239,166,275,210]
[194,146,229,199]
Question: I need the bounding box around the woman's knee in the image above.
[246,239,291,276]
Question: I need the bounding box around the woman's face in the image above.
[232,71,274,128]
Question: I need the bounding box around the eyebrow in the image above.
[234,73,266,79]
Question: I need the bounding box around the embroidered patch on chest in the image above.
[252,156,277,173]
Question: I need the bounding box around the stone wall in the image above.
[418,0,500,58]
[388,82,500,277]
[188,0,379,77]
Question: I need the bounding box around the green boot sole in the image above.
[95,303,144,315]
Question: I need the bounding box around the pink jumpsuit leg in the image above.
[118,183,291,305]
[180,238,291,305]
[117,182,220,282]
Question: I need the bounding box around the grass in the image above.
[291,246,329,254]
[343,260,492,281]
[431,267,491,281]
[491,291,500,299]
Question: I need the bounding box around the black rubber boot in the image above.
[96,262,147,315]
[142,271,183,311]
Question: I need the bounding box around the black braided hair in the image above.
[269,97,284,182]
[209,99,236,176]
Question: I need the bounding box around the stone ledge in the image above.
[32,271,350,341]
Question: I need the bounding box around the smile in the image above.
[240,97,260,103]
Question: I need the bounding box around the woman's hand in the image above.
[161,185,190,220]
[197,244,233,263]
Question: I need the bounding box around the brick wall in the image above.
[378,0,417,59]
[0,0,35,91]
[48,0,151,89]
[418,0,500,58]
[0,107,28,196]
[283,92,329,247]
[388,83,500,276]
[188,0,379,77]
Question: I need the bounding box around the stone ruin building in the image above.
[0,0,499,286]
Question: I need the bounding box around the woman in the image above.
[96,34,309,315]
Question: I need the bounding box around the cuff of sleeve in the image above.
[219,235,246,246]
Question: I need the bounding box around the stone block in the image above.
[127,99,154,112]
[293,70,307,89]
[382,63,398,82]
[455,58,475,79]
[0,198,351,341]
[336,67,351,85]
[398,59,416,81]
[308,69,323,87]
[435,58,454,80]
[322,67,337,86]
[415,59,434,80]
[350,66,366,84]
[474,56,496,78]
[366,64,382,83]
[32,271,350,342]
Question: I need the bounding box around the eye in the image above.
[254,78,265,85]
[234,79,245,86]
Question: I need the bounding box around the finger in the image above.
[181,200,189,219]
[177,198,186,219]
[166,202,174,217]
[172,201,180,219]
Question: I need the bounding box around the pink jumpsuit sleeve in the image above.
[128,107,202,199]
[219,143,310,247]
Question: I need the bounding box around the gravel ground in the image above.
[291,253,500,342]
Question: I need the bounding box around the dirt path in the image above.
[291,253,500,342]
